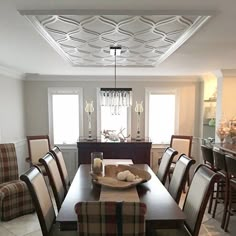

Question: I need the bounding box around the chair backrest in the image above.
[27,135,50,165]
[168,154,195,204]
[170,135,193,162]
[212,147,227,172]
[74,201,147,236]
[0,143,18,183]
[201,145,214,169]
[39,152,66,210]
[20,166,56,236]
[183,165,219,236]
[50,146,70,192]
[225,154,236,177]
[157,147,178,184]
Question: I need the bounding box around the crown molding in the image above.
[0,64,25,80]
[24,73,201,82]
[221,69,236,77]
[19,9,215,16]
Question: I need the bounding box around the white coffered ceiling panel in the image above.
[22,11,210,67]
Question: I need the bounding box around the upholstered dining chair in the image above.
[168,154,195,204]
[39,153,66,210]
[201,144,216,214]
[0,143,34,221]
[170,135,193,163]
[157,147,178,185]
[74,201,147,236]
[20,166,76,236]
[168,135,193,187]
[26,135,51,174]
[50,146,70,193]
[154,164,220,236]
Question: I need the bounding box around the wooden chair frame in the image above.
[26,135,51,165]
[20,166,56,236]
[170,135,193,162]
[168,154,195,204]
[157,147,178,185]
[169,135,193,189]
[50,146,70,193]
[39,153,66,210]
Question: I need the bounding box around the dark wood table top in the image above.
[56,164,185,234]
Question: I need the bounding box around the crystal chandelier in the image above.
[100,46,132,115]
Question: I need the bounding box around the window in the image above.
[146,89,177,144]
[101,106,128,137]
[97,89,131,139]
[48,88,83,145]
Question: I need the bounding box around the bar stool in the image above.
[224,154,236,232]
[201,144,216,214]
[201,144,215,170]
[212,147,227,228]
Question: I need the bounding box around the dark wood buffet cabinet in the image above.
[77,138,152,166]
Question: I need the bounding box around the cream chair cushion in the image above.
[30,139,50,164]
[172,139,191,162]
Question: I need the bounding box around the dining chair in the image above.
[74,201,147,236]
[201,144,216,214]
[39,152,66,210]
[201,144,215,170]
[50,146,70,193]
[168,154,195,204]
[157,147,178,185]
[20,166,76,236]
[26,135,51,175]
[224,154,236,232]
[168,135,193,188]
[0,143,34,221]
[154,164,220,236]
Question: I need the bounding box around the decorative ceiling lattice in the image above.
[23,12,210,67]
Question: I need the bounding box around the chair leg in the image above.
[212,180,220,218]
[208,186,214,214]
[221,180,229,229]
[168,173,171,184]
[224,184,232,232]
[183,174,190,193]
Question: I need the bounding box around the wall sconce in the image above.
[135,101,144,141]
[85,101,94,140]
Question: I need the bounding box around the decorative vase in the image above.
[216,120,230,143]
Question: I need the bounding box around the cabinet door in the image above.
[133,144,151,165]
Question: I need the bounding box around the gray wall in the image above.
[0,74,28,174]
[24,76,202,140]
[0,75,25,142]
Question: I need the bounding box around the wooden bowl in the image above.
[90,164,151,189]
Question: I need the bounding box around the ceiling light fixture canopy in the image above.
[100,46,132,115]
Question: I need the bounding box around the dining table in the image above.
[56,160,185,235]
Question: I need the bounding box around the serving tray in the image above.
[90,164,151,189]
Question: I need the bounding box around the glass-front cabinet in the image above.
[203,98,216,139]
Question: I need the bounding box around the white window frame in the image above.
[48,87,84,146]
[96,88,131,138]
[145,87,180,145]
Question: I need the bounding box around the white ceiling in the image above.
[0,0,236,78]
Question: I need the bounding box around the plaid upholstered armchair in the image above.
[0,143,34,221]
